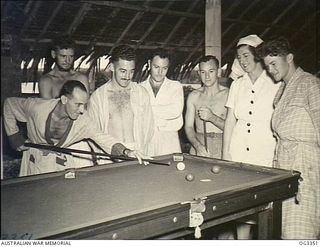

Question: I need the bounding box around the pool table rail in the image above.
[1,154,301,240]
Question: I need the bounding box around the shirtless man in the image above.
[39,35,89,99]
[3,80,145,176]
[185,55,229,158]
[87,45,154,161]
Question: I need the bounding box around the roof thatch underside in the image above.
[1,0,319,83]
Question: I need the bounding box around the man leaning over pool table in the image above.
[3,80,149,177]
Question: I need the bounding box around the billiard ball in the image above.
[211,165,221,174]
[176,162,185,171]
[185,174,195,181]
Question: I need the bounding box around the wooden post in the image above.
[205,0,221,64]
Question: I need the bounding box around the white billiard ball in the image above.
[176,162,186,171]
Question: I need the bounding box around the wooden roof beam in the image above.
[222,0,263,37]
[222,0,241,18]
[136,1,174,48]
[261,0,299,38]
[182,36,205,65]
[223,17,296,31]
[1,1,9,23]
[37,1,64,39]
[290,12,318,41]
[19,38,202,52]
[185,0,240,48]
[180,0,240,48]
[178,18,203,46]
[114,11,144,46]
[112,0,151,50]
[81,0,202,18]
[20,1,42,36]
[96,8,121,37]
[161,0,200,48]
[222,0,275,58]
[220,0,296,31]
[67,2,91,35]
[23,0,34,14]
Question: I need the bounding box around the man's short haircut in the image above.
[256,37,292,59]
[59,80,87,97]
[150,48,171,62]
[52,34,76,51]
[110,45,136,63]
[198,55,219,68]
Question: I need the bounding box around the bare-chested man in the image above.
[185,55,229,158]
[87,45,154,162]
[39,35,89,99]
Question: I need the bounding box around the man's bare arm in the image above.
[39,76,53,99]
[198,91,228,130]
[184,92,208,156]
[185,93,199,146]
[209,113,225,130]
[198,107,225,130]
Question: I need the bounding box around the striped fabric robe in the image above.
[272,67,320,239]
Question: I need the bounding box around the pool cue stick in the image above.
[203,120,208,151]
[24,143,170,166]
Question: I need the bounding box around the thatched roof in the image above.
[1,0,319,82]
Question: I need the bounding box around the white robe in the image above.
[3,97,119,176]
[87,81,154,158]
[141,77,184,156]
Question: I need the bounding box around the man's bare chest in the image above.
[107,90,133,115]
[49,116,70,140]
[196,93,227,115]
[49,73,80,98]
[51,70,77,81]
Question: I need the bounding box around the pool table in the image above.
[1,154,300,240]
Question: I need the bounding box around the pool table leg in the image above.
[257,200,282,239]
